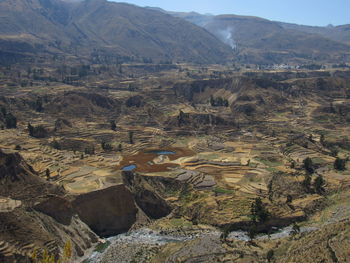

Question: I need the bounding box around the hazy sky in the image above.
[115,0,350,26]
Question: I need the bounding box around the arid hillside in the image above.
[0,0,233,65]
[170,12,350,64]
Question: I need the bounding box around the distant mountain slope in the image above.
[170,12,350,64]
[0,0,233,64]
[278,22,350,45]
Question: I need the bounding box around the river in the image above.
[82,225,317,262]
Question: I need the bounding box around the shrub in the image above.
[5,113,17,129]
[303,157,314,174]
[267,249,274,262]
[110,120,117,131]
[314,175,325,194]
[101,141,113,151]
[302,174,312,193]
[250,197,269,223]
[28,123,48,138]
[334,157,346,171]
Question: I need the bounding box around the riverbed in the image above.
[82,225,317,263]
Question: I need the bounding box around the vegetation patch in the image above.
[213,187,234,194]
[94,240,111,253]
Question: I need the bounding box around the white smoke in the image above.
[217,27,236,50]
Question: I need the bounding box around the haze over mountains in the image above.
[0,0,232,64]
[168,11,350,64]
[0,0,350,65]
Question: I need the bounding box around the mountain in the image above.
[278,22,350,45]
[170,12,350,64]
[0,0,233,65]
[1,0,350,66]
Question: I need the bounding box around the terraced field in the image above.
[1,66,350,262]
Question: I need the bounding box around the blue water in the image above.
[147,150,176,155]
[122,164,137,171]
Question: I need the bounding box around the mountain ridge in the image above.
[0,0,233,64]
[165,9,350,64]
[1,0,350,65]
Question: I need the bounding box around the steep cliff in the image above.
[122,171,172,219]
[0,149,99,262]
[72,185,138,237]
[0,149,176,261]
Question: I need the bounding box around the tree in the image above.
[314,175,325,194]
[334,157,346,171]
[291,222,300,236]
[220,227,230,242]
[35,97,43,112]
[303,157,314,174]
[224,99,229,107]
[31,248,38,262]
[117,143,123,152]
[5,113,17,129]
[177,110,186,126]
[267,179,273,201]
[210,95,215,106]
[309,134,314,142]
[250,197,269,223]
[110,120,117,131]
[45,168,50,180]
[267,249,274,262]
[290,160,296,169]
[331,148,339,157]
[28,123,34,136]
[51,140,61,150]
[63,240,72,262]
[210,95,229,107]
[84,146,95,155]
[101,141,113,151]
[31,240,72,263]
[28,124,47,138]
[128,131,134,144]
[1,107,6,117]
[247,225,257,241]
[302,174,312,193]
[320,134,325,146]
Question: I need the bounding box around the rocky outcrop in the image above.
[46,91,121,117]
[54,118,72,131]
[0,149,64,202]
[277,219,350,262]
[177,111,229,127]
[126,95,144,108]
[122,171,172,219]
[72,185,138,237]
[0,149,98,262]
[34,196,75,226]
[0,149,178,261]
[173,78,234,102]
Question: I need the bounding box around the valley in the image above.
[1,61,350,262]
[0,0,350,262]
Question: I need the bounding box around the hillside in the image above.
[0,0,233,65]
[279,22,350,45]
[0,149,99,262]
[170,12,350,64]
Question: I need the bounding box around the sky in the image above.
[114,0,350,26]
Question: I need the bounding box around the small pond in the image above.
[122,164,137,171]
[146,150,176,155]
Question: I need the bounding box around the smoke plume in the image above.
[217,27,236,50]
